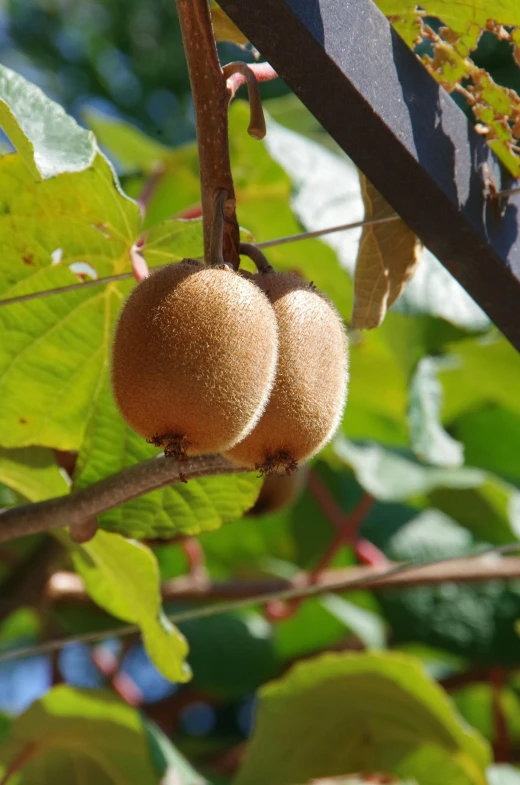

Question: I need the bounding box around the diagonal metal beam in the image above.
[218,0,520,350]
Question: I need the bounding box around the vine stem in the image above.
[176,0,240,268]
[0,454,246,544]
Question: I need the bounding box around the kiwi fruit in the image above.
[226,271,348,473]
[112,260,279,458]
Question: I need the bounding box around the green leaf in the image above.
[0,151,139,450]
[429,475,520,545]
[274,597,360,661]
[59,528,191,683]
[144,719,207,784]
[0,607,41,649]
[177,610,279,699]
[0,64,96,179]
[438,335,520,423]
[452,684,520,748]
[408,357,464,468]
[0,445,69,501]
[488,766,520,785]
[376,509,520,664]
[451,405,520,484]
[333,438,484,502]
[0,686,160,784]
[319,594,386,650]
[143,218,205,266]
[235,651,490,785]
[74,372,261,539]
[84,109,171,174]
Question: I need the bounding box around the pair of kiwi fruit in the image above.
[112,249,348,474]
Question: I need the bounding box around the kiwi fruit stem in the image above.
[239,243,274,274]
[210,188,231,268]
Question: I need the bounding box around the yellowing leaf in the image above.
[210,1,249,47]
[352,175,420,329]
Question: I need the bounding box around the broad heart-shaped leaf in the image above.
[438,335,520,423]
[352,174,420,329]
[0,151,138,450]
[0,685,159,784]
[57,528,191,683]
[176,609,279,699]
[369,508,520,665]
[408,357,464,468]
[451,405,520,484]
[0,64,96,179]
[0,445,69,501]
[334,438,520,543]
[84,109,172,174]
[235,651,490,785]
[0,159,208,451]
[74,372,261,539]
[333,438,485,502]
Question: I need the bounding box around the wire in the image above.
[0,541,518,664]
[0,214,400,309]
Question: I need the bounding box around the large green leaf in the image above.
[439,335,520,423]
[59,528,190,683]
[408,357,464,468]
[0,64,96,179]
[428,474,520,545]
[0,686,159,784]
[0,151,138,450]
[452,684,520,749]
[451,405,520,484]
[235,651,490,785]
[74,372,261,539]
[333,438,484,502]
[375,509,520,664]
[0,445,68,501]
[84,109,171,174]
[177,609,279,699]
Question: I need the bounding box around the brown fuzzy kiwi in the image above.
[111,260,279,458]
[246,465,309,517]
[226,271,348,473]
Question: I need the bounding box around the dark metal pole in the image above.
[218,0,520,349]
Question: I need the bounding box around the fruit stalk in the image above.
[176,0,240,268]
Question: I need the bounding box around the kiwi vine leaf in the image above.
[1,2,520,783]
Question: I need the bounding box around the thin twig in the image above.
[0,215,400,309]
[47,555,520,606]
[3,547,520,664]
[176,0,240,267]
[0,454,245,544]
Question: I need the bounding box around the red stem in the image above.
[266,479,375,621]
[225,62,278,98]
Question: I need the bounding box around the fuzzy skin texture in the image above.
[112,261,279,457]
[226,272,348,472]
